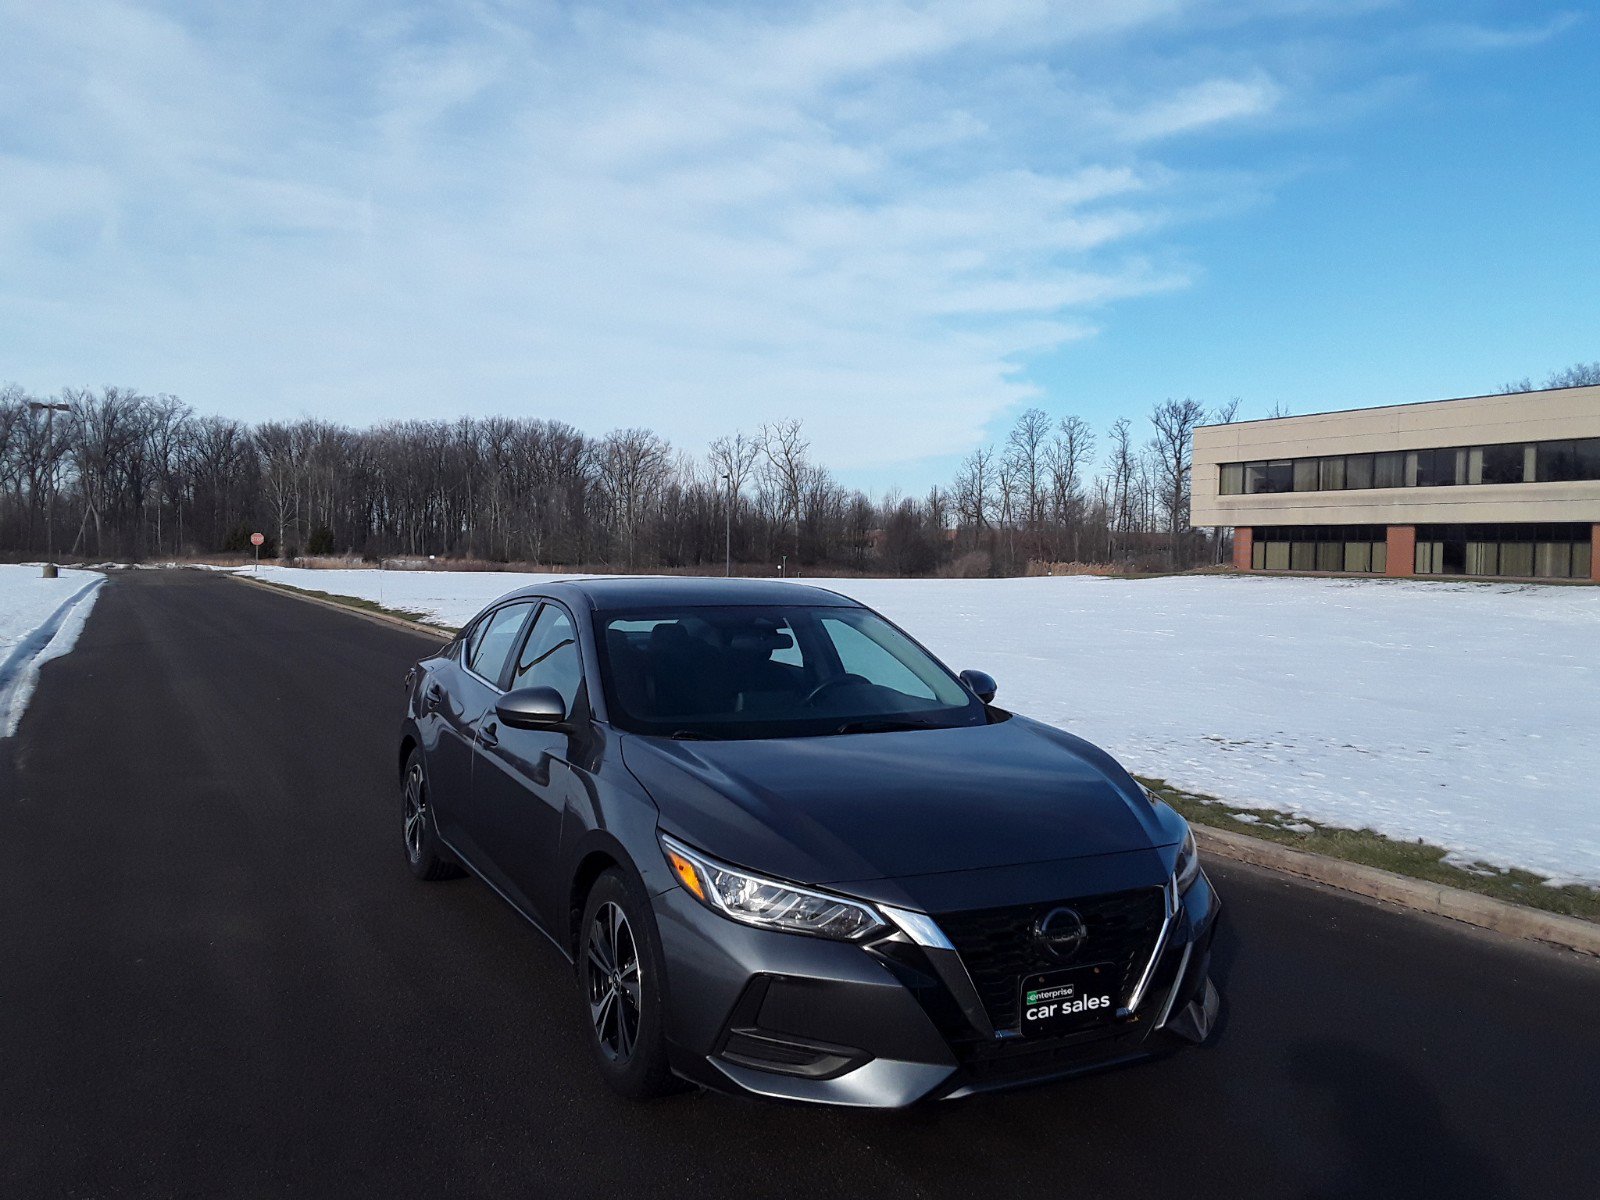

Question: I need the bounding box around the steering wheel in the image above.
[803,673,872,707]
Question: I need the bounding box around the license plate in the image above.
[1019,963,1118,1036]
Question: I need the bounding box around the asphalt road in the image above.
[4,569,1598,1200]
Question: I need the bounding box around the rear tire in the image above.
[577,868,679,1099]
[402,749,463,882]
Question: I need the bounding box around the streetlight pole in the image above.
[28,401,71,577]
[721,473,733,577]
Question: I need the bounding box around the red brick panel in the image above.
[1386,525,1416,578]
[1233,527,1254,572]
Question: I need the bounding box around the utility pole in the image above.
[722,472,733,577]
[28,400,71,578]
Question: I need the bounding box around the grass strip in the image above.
[1140,776,1600,924]
[242,576,446,630]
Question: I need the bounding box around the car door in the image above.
[430,599,536,865]
[469,600,590,930]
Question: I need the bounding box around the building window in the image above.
[1535,542,1570,577]
[1476,443,1527,484]
[1537,438,1600,483]
[1465,539,1498,576]
[1374,451,1404,488]
[1217,436,1598,494]
[1580,439,1600,479]
[1407,447,1465,487]
[1413,524,1591,579]
[1246,526,1387,574]
[1538,442,1577,482]
[1500,541,1534,577]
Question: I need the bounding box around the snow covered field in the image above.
[243,566,1600,886]
[0,566,105,737]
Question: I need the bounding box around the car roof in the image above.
[510,576,863,613]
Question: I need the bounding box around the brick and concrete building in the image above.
[1191,384,1600,581]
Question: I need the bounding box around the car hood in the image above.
[619,716,1176,887]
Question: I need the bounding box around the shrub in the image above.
[941,550,993,578]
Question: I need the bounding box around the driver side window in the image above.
[513,604,584,713]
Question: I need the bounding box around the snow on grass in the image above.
[240,567,1600,886]
[0,566,106,737]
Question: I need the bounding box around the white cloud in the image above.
[1418,12,1582,53]
[1108,76,1283,142]
[0,0,1346,469]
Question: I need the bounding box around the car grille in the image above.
[936,886,1166,1034]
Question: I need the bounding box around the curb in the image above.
[1194,825,1600,957]
[221,571,454,641]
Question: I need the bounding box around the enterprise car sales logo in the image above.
[1032,906,1088,961]
[1025,980,1112,1020]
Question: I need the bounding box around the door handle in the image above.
[476,722,500,749]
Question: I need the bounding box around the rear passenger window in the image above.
[467,603,534,686]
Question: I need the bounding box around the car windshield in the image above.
[594,605,986,740]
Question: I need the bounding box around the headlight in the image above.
[659,833,886,941]
[1174,826,1201,892]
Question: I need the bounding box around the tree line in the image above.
[0,380,1238,575]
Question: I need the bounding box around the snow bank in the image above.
[240,567,1600,885]
[0,566,106,737]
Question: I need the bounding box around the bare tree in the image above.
[1005,408,1051,560]
[952,445,994,554]
[598,428,671,568]
[1106,418,1135,560]
[708,430,761,566]
[1046,414,1095,562]
[1542,362,1600,389]
[760,420,810,560]
[1149,397,1207,569]
[255,421,302,559]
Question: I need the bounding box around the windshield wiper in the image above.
[833,718,937,735]
[666,729,713,740]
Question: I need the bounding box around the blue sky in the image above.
[2,1,1595,493]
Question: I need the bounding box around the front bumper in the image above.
[651,867,1221,1107]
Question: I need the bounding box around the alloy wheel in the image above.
[586,902,642,1063]
[403,763,427,861]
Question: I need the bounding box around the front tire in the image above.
[402,749,463,881]
[577,869,678,1099]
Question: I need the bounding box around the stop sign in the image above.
[250,532,265,547]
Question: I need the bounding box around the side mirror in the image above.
[496,685,568,729]
[960,669,997,703]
